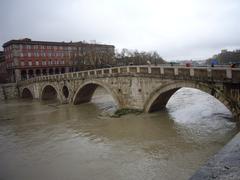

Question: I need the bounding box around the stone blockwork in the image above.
[0,83,19,100]
[17,65,240,121]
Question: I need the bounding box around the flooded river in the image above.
[0,87,238,180]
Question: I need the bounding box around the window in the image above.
[28,61,32,66]
[36,61,39,66]
[42,61,46,65]
[21,61,25,66]
[28,53,31,57]
[20,53,24,57]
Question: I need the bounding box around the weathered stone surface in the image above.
[190,132,240,180]
[11,66,240,122]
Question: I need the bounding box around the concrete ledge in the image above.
[190,132,240,180]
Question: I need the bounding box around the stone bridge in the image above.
[17,65,240,121]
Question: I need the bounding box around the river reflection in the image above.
[0,87,238,180]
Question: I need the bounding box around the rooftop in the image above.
[3,38,115,48]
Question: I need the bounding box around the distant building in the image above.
[206,49,240,65]
[221,49,228,54]
[3,38,115,82]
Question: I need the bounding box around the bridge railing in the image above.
[18,65,240,85]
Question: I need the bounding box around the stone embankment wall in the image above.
[190,132,240,179]
[0,83,19,100]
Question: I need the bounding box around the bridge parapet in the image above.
[18,65,240,85]
[16,65,240,121]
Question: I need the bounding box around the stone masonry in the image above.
[17,65,240,122]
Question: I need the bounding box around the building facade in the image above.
[0,51,9,83]
[3,38,115,82]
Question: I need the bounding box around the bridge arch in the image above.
[21,88,33,99]
[144,81,237,120]
[41,84,58,101]
[73,80,120,107]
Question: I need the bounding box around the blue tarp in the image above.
[211,59,218,65]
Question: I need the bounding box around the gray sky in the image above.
[1,0,240,60]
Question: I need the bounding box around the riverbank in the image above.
[190,131,240,180]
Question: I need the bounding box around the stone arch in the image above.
[21,70,27,80]
[61,68,65,74]
[55,68,60,74]
[21,88,33,99]
[144,81,237,119]
[36,69,41,76]
[28,69,34,78]
[73,80,120,107]
[41,84,58,100]
[49,69,54,75]
[42,69,47,75]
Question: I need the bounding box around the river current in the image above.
[0,87,238,180]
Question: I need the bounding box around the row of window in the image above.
[5,44,79,51]
[5,49,113,60]
[6,60,66,68]
[20,60,65,66]
[20,52,78,58]
[5,44,113,52]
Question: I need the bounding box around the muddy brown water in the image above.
[0,87,238,180]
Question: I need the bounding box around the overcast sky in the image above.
[1,0,240,60]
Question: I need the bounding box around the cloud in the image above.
[1,0,240,60]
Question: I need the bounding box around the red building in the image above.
[3,38,115,82]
